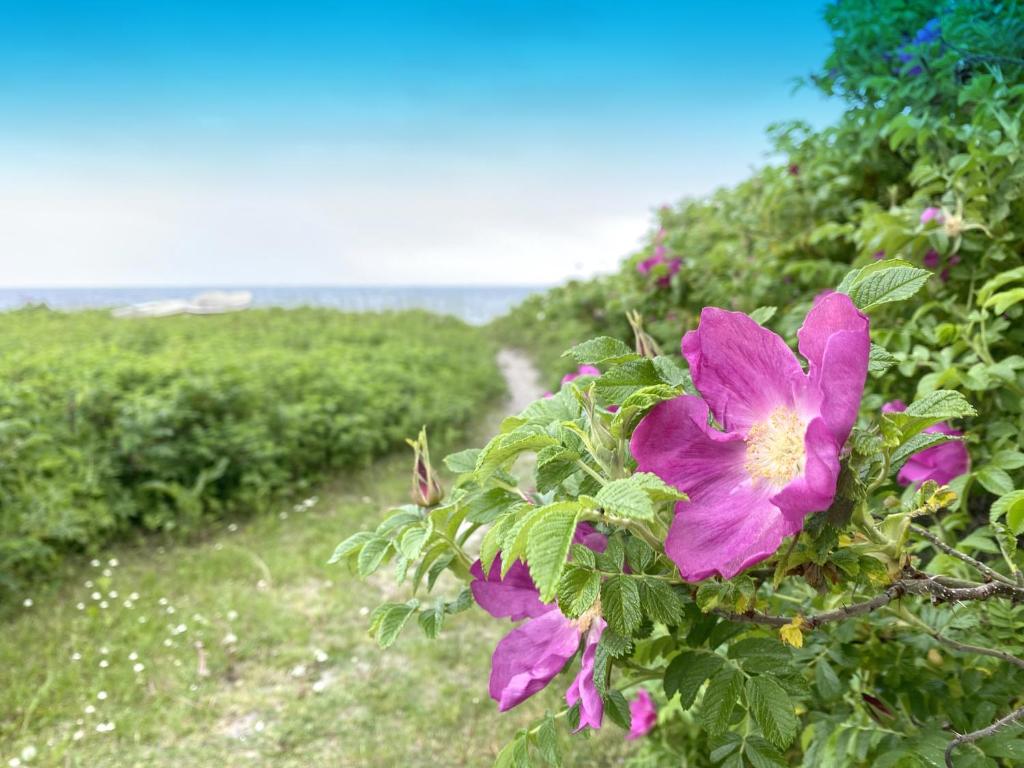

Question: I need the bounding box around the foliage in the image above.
[343,2,1024,766]
[0,307,502,590]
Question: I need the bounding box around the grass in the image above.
[1,433,637,767]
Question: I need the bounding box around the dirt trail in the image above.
[496,348,545,414]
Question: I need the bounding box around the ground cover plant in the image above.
[340,2,1024,766]
[0,307,502,592]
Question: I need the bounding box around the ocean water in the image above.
[0,285,549,325]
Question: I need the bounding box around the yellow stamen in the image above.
[573,596,602,634]
[744,407,806,486]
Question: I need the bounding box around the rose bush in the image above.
[336,1,1024,765]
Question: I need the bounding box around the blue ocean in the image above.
[0,285,548,325]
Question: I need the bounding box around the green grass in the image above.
[0,449,636,767]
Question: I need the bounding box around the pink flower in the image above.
[882,401,970,485]
[630,293,870,580]
[471,525,608,723]
[626,690,657,739]
[872,250,886,261]
[562,365,600,386]
[920,207,944,225]
[923,249,941,269]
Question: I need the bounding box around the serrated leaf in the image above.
[480,513,516,573]
[843,259,931,310]
[357,536,392,576]
[418,605,445,638]
[891,431,963,471]
[444,448,480,474]
[398,519,433,560]
[593,359,663,403]
[466,488,521,524]
[476,426,558,479]
[701,666,743,736]
[664,650,726,708]
[601,575,642,635]
[534,715,561,766]
[557,566,602,618]
[992,491,1024,534]
[374,600,419,648]
[638,578,685,626]
[563,336,638,366]
[815,658,842,700]
[525,502,581,602]
[727,637,793,674]
[328,531,374,565]
[869,343,897,376]
[746,675,798,749]
[596,478,655,520]
[744,736,789,768]
[604,689,632,730]
[976,466,1014,496]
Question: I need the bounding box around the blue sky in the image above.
[0,1,839,286]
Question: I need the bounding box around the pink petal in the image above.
[562,365,601,385]
[565,618,606,731]
[489,608,581,711]
[471,557,549,621]
[682,308,804,432]
[573,522,608,553]
[626,689,657,739]
[797,293,870,444]
[632,396,788,580]
[769,417,841,532]
[897,426,969,486]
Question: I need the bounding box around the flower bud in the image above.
[407,427,444,507]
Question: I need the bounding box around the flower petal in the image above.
[489,608,581,711]
[665,481,789,581]
[897,426,970,486]
[626,689,657,740]
[565,618,605,731]
[471,556,549,621]
[630,395,748,499]
[798,293,869,443]
[682,308,804,431]
[770,417,841,533]
[573,522,608,554]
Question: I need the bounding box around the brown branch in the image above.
[911,524,1017,587]
[945,703,1024,768]
[928,630,1024,671]
[713,573,1024,630]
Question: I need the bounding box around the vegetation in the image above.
[341,2,1024,767]
[0,308,503,591]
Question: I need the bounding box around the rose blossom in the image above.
[882,400,969,485]
[631,293,869,580]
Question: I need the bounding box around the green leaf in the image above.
[991,491,1024,534]
[480,513,516,572]
[727,637,793,674]
[357,536,392,577]
[375,506,423,535]
[418,605,445,639]
[664,650,726,708]
[609,384,683,438]
[534,715,561,767]
[601,575,642,636]
[884,390,975,442]
[328,530,374,565]
[815,658,842,700]
[557,566,602,618]
[444,448,481,474]
[868,343,897,377]
[372,600,419,648]
[701,666,743,736]
[748,306,777,325]
[525,502,581,602]
[844,260,931,310]
[604,689,632,731]
[638,578,685,626]
[624,536,654,572]
[476,425,558,479]
[563,336,638,366]
[744,736,789,768]
[596,478,655,521]
[398,519,433,561]
[593,359,663,403]
[891,432,963,471]
[466,488,521,524]
[984,287,1024,314]
[976,466,1014,496]
[746,675,798,749]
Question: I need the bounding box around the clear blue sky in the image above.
[0,1,839,286]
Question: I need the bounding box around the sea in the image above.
[0,285,550,326]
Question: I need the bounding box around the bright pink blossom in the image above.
[882,401,969,485]
[626,690,657,739]
[471,525,607,724]
[920,207,944,224]
[631,293,870,580]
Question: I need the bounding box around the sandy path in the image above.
[496,348,545,414]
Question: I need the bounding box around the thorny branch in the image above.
[944,703,1024,768]
[911,523,1017,587]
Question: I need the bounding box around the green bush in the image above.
[0,307,503,589]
